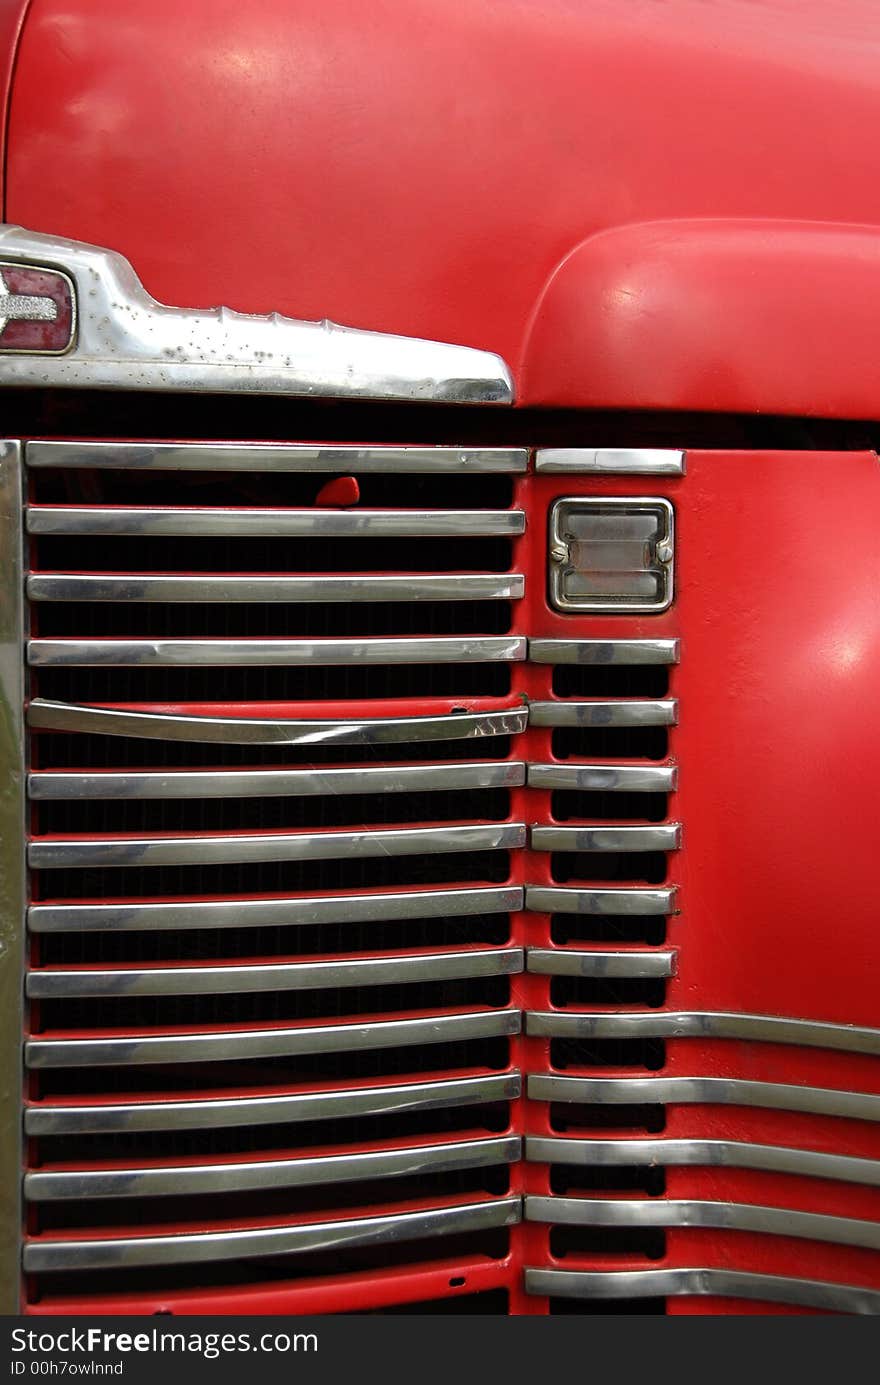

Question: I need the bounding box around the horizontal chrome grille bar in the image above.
[525,1009,880,1056]
[28,636,528,667]
[531,824,681,853]
[525,886,677,916]
[28,700,528,745]
[529,700,677,728]
[29,761,527,801]
[525,1136,880,1188]
[27,506,526,538]
[28,947,525,998]
[26,1134,522,1203]
[29,821,526,870]
[526,949,674,979]
[28,573,525,604]
[528,639,679,665]
[535,449,685,476]
[26,1072,522,1136]
[29,885,524,935]
[527,763,677,793]
[524,1268,880,1314]
[27,1008,522,1068]
[23,1196,523,1272]
[525,1195,880,1252]
[527,1074,880,1123]
[27,442,531,473]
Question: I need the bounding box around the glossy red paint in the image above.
[8,0,880,412]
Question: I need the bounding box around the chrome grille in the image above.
[23,442,526,1304]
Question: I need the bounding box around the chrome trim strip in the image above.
[525,886,677,916]
[527,1074,880,1123]
[26,1134,522,1203]
[528,763,677,793]
[1,227,514,404]
[27,700,528,746]
[29,884,524,935]
[524,1137,880,1188]
[528,639,679,666]
[28,947,525,998]
[30,761,527,802]
[28,573,525,604]
[529,700,677,728]
[525,1009,880,1056]
[28,635,528,668]
[531,824,681,853]
[0,441,24,1311]
[535,449,685,475]
[524,1267,880,1314]
[26,506,527,538]
[525,1195,880,1252]
[27,441,528,472]
[26,1072,522,1136]
[27,1008,522,1069]
[23,1197,523,1273]
[29,822,527,870]
[526,949,674,979]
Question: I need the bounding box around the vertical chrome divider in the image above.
[0,440,25,1310]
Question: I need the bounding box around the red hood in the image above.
[6,0,880,409]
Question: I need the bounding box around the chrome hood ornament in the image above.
[0,225,513,403]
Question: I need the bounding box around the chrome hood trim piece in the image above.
[0,226,514,404]
[525,1009,880,1056]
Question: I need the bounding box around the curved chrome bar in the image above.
[525,1195,880,1251]
[525,1136,880,1188]
[27,1008,522,1069]
[28,884,523,935]
[525,1009,880,1056]
[26,1135,522,1203]
[24,1197,523,1272]
[26,506,526,537]
[525,1267,880,1314]
[28,635,528,667]
[28,573,525,604]
[28,822,526,870]
[526,949,674,979]
[27,700,528,745]
[528,1074,880,1123]
[26,1072,522,1136]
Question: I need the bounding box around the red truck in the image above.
[1,0,879,1316]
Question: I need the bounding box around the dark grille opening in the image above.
[35,601,512,639]
[31,468,516,510]
[33,533,513,576]
[29,1227,512,1299]
[36,1038,512,1099]
[549,1295,666,1315]
[552,666,669,698]
[550,1164,666,1196]
[34,1099,513,1164]
[550,853,668,885]
[38,975,512,1033]
[551,915,667,947]
[361,1289,510,1314]
[39,913,512,966]
[549,977,666,1009]
[552,727,669,761]
[550,1038,666,1071]
[549,1104,666,1135]
[35,662,512,703]
[550,1226,666,1260]
[32,734,514,770]
[35,1165,513,1234]
[551,791,668,823]
[34,851,513,901]
[37,787,510,836]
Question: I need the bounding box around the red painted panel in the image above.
[9,0,880,414]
